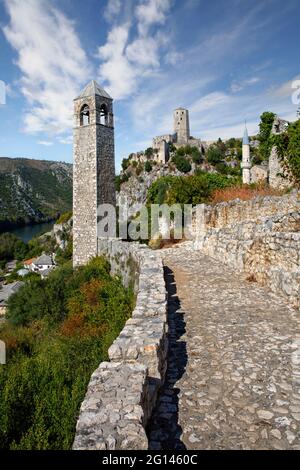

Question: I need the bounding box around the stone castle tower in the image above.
[174,108,190,144]
[73,80,116,267]
[241,125,251,184]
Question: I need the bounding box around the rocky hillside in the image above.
[117,163,204,217]
[0,157,73,230]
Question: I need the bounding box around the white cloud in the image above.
[97,0,172,100]
[97,24,138,100]
[37,140,53,146]
[136,0,171,35]
[104,0,122,22]
[230,77,260,93]
[3,0,92,136]
[165,50,183,66]
[190,92,231,113]
[126,37,160,67]
[130,75,214,137]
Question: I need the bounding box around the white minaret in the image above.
[241,124,251,184]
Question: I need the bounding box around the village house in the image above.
[24,253,56,278]
[0,281,24,317]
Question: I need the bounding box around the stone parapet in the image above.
[194,193,300,309]
[201,191,299,230]
[73,240,167,450]
[73,362,148,450]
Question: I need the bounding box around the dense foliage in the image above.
[206,146,223,165]
[0,230,59,271]
[144,161,153,173]
[145,147,154,158]
[0,233,28,269]
[205,139,242,176]
[170,146,203,173]
[258,112,276,161]
[0,158,72,230]
[172,154,192,173]
[115,173,129,192]
[147,172,237,206]
[0,257,134,449]
[56,212,72,225]
[273,118,300,186]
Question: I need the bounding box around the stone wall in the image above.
[199,192,300,230]
[194,192,300,309]
[73,240,167,450]
[269,146,293,190]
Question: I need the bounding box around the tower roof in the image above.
[75,80,112,101]
[243,126,249,145]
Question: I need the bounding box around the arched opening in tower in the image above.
[80,104,90,126]
[99,104,108,126]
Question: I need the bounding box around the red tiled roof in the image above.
[24,258,35,266]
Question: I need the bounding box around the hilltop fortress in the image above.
[152,108,205,164]
[131,107,292,193]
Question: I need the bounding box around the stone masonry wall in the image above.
[194,191,300,309]
[73,240,167,450]
[200,192,300,230]
[73,94,115,268]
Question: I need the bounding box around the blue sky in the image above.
[0,0,299,171]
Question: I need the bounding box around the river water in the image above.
[3,221,55,243]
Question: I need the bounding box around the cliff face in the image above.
[0,157,73,230]
[117,163,204,218]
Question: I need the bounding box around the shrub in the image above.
[191,148,202,164]
[172,155,191,173]
[0,257,134,449]
[121,157,131,171]
[56,212,72,225]
[211,183,283,204]
[0,233,28,263]
[273,118,300,186]
[115,173,129,192]
[206,146,224,165]
[258,111,276,161]
[144,161,153,173]
[145,147,153,158]
[147,172,235,206]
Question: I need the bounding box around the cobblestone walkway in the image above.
[148,243,300,450]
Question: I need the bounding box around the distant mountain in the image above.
[0,157,73,230]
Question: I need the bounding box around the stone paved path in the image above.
[148,243,300,450]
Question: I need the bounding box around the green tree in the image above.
[172,155,191,173]
[227,138,237,149]
[273,118,300,186]
[121,157,130,171]
[145,147,153,158]
[147,172,236,206]
[144,161,153,173]
[0,233,28,264]
[191,147,202,164]
[206,146,223,165]
[258,111,276,161]
[0,257,134,449]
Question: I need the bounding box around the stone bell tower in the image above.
[73,80,116,267]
